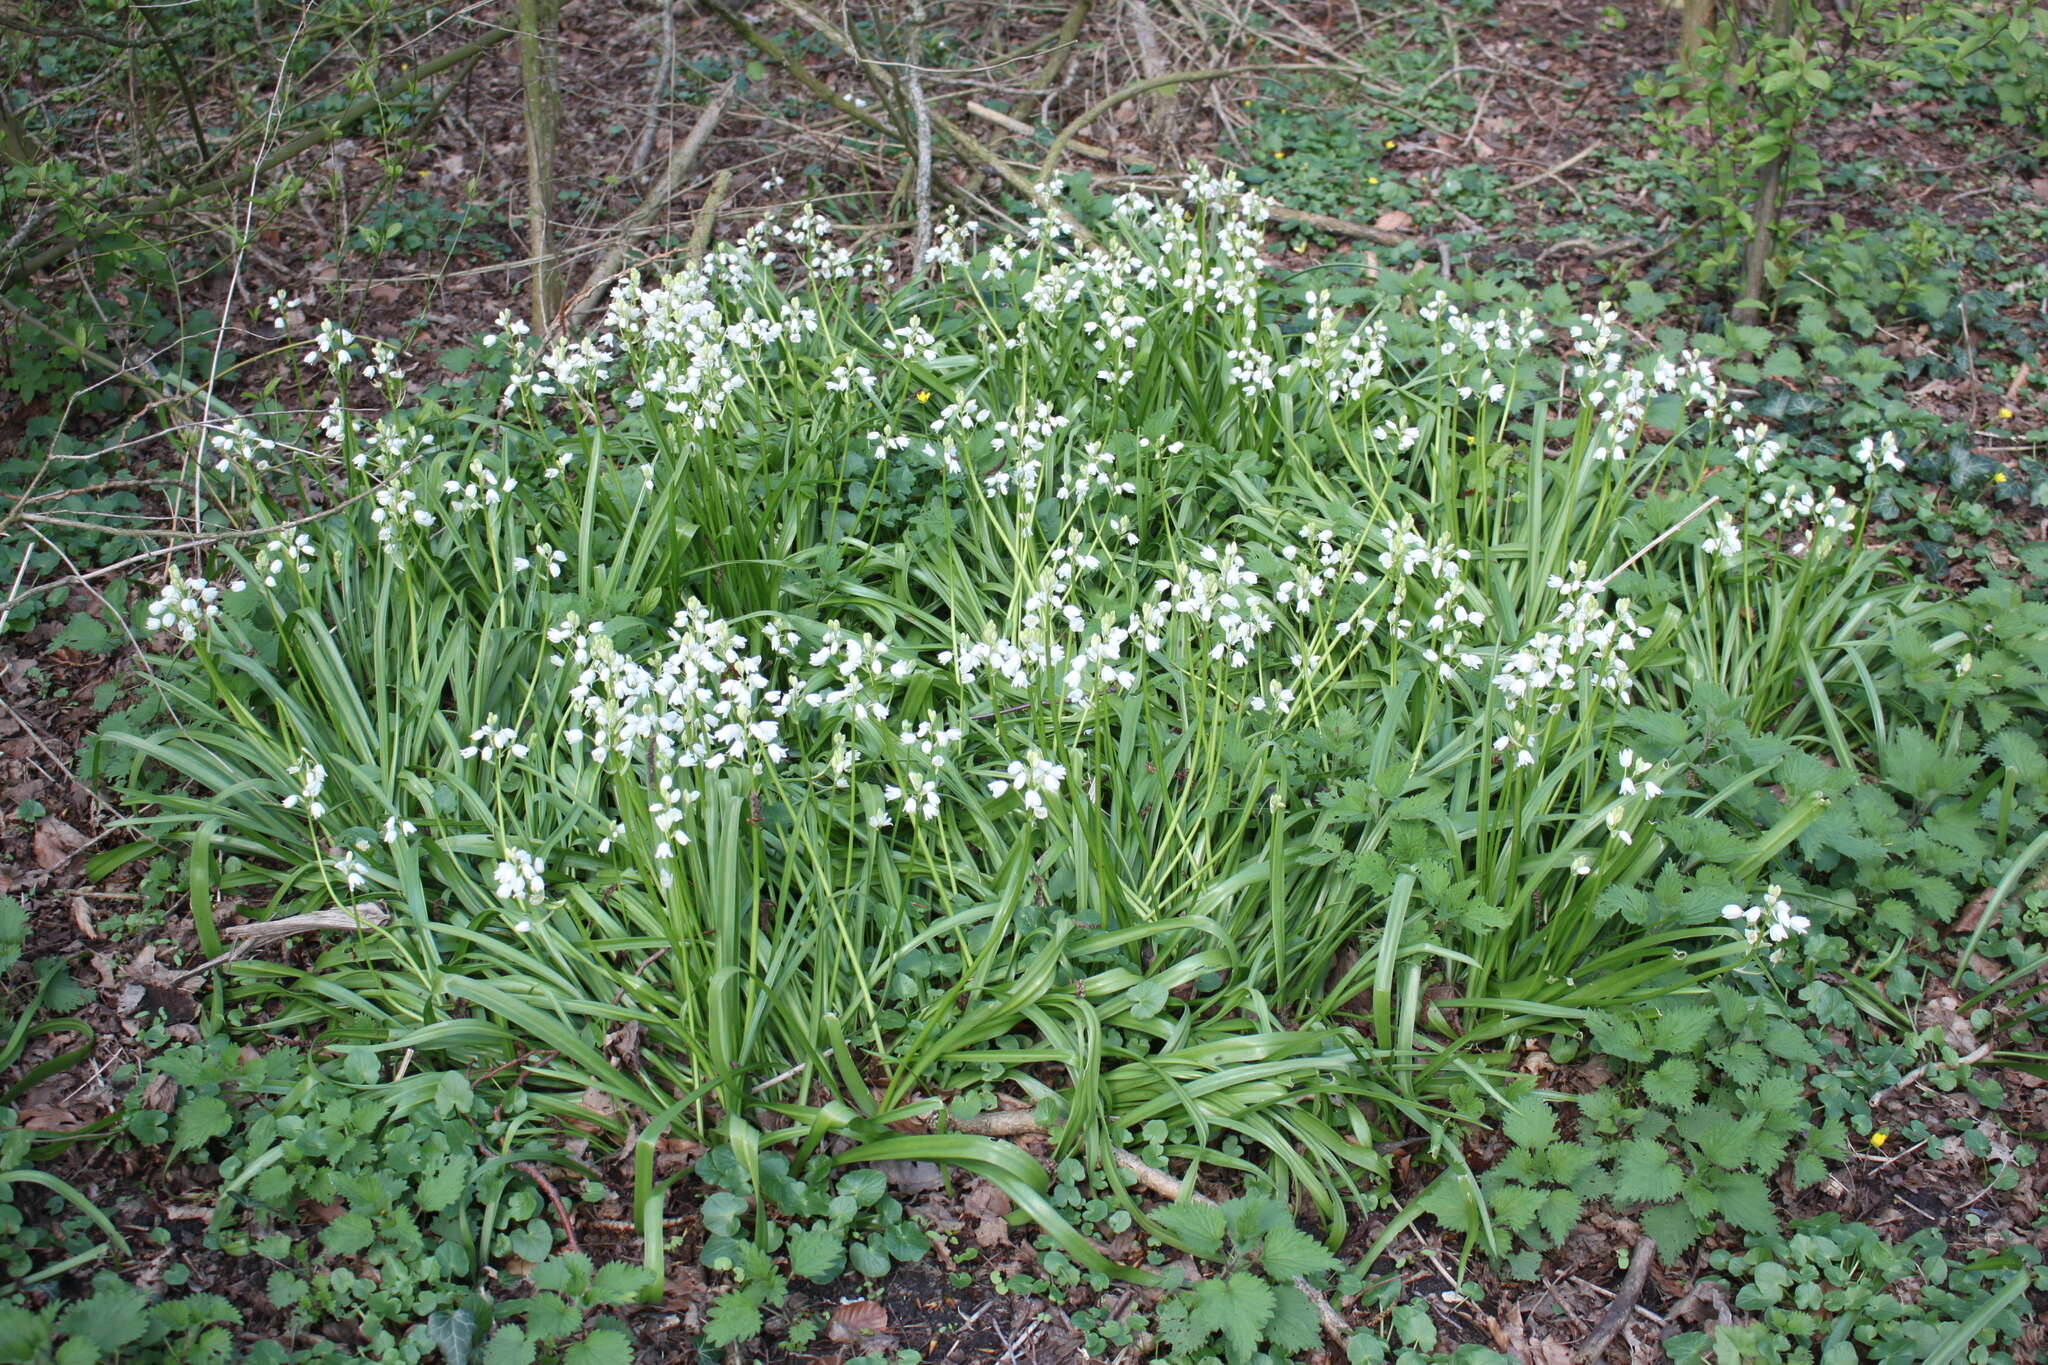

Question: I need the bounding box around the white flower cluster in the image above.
[988,748,1066,819]
[1722,883,1810,955]
[461,715,529,762]
[144,568,223,641]
[1491,564,1652,768]
[255,532,316,588]
[1850,431,1905,481]
[493,846,546,908]
[281,756,328,819]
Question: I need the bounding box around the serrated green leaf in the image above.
[702,1293,763,1348]
[788,1224,846,1283]
[1260,1225,1340,1281]
[1154,1199,1227,1259]
[1191,1273,1275,1362]
[1613,1138,1685,1205]
[482,1325,536,1365]
[1502,1100,1556,1152]
[564,1329,633,1365]
[173,1095,233,1154]
[320,1211,376,1257]
[1263,1283,1323,1356]
[591,1261,653,1305]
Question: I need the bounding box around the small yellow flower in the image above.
[915,390,930,403]
[1368,177,1380,185]
[1870,1132,1888,1147]
[1993,471,2007,483]
[1384,139,1397,149]
[1274,150,1286,159]
[1999,406,2015,419]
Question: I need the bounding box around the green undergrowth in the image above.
[7,175,2044,1360]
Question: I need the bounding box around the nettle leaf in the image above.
[1502,1100,1557,1152]
[1487,1182,1546,1236]
[1535,1189,1583,1246]
[1588,1012,1655,1064]
[591,1261,654,1305]
[1264,1283,1323,1356]
[1707,1172,1776,1234]
[57,1282,150,1354]
[702,1292,763,1348]
[173,1094,234,1154]
[1880,726,1978,801]
[320,1211,377,1258]
[1760,1020,1821,1067]
[1191,1273,1275,1362]
[482,1325,537,1365]
[1642,1057,1701,1110]
[417,1153,475,1213]
[1260,1225,1341,1281]
[1540,1140,1601,1187]
[788,1224,846,1283]
[1637,1200,1703,1256]
[1647,1005,1717,1056]
[1154,1199,1227,1259]
[563,1329,634,1365]
[1613,1138,1685,1206]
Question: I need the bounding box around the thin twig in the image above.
[1869,1042,1995,1107]
[1591,497,1720,591]
[514,1161,582,1256]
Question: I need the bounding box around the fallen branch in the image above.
[562,77,738,333]
[967,100,1112,160]
[1264,204,1411,246]
[949,1108,1349,1351]
[1576,1236,1656,1362]
[169,903,393,985]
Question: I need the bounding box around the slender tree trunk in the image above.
[515,0,564,330]
[1680,0,1714,72]
[1732,0,1799,329]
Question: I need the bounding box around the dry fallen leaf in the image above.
[827,1300,889,1342]
[33,816,87,870]
[70,895,101,941]
[1374,209,1414,232]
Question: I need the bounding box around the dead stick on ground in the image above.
[1870,1042,1995,1107]
[1018,0,1092,117]
[1264,203,1411,246]
[967,100,1112,160]
[950,1110,1348,1350]
[1576,1236,1655,1362]
[687,168,732,263]
[563,77,738,332]
[515,1161,582,1256]
[1508,142,1597,194]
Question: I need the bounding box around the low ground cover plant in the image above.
[92,173,2016,1314]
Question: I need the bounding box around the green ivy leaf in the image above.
[424,1309,476,1365]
